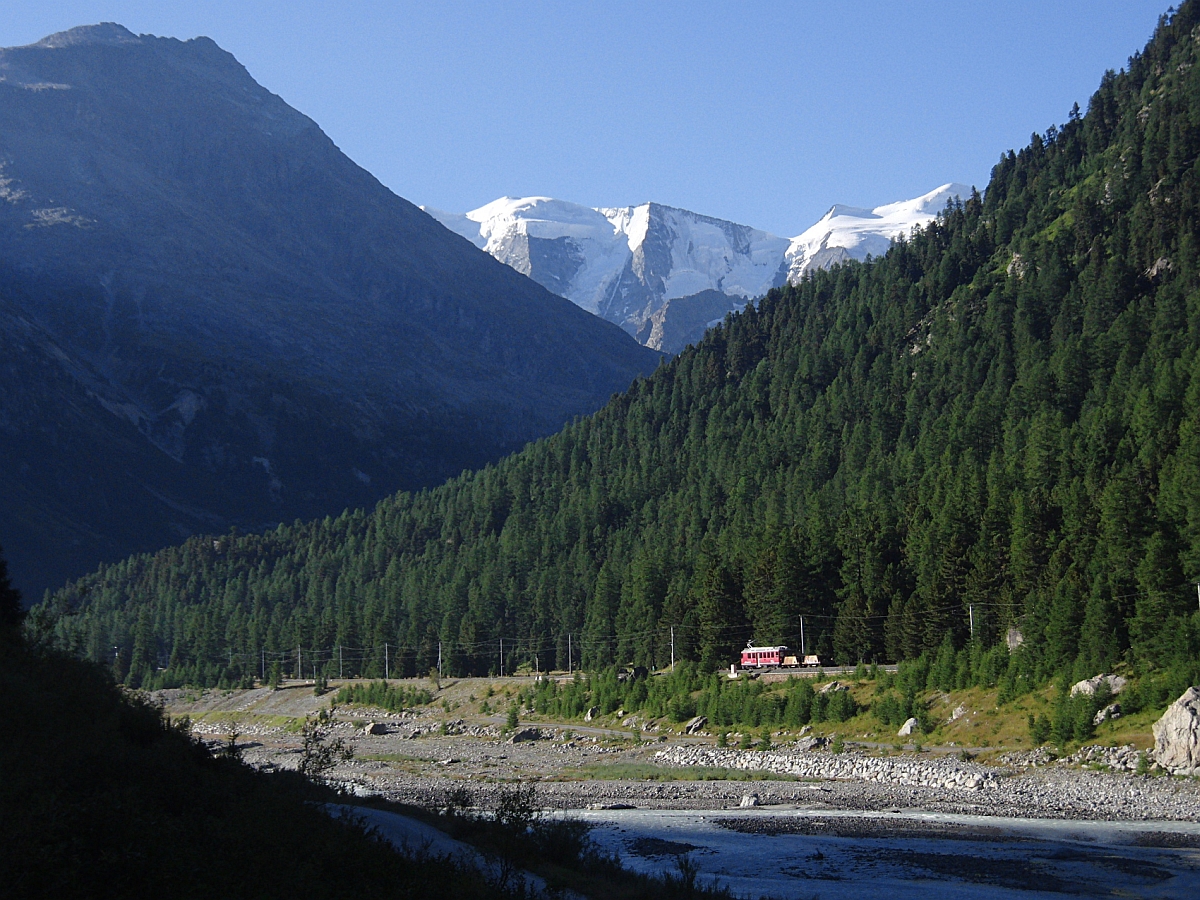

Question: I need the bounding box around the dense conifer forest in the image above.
[37,5,1200,694]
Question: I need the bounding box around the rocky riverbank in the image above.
[159,684,1200,824]
[650,744,1199,821]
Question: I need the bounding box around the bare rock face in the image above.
[1152,687,1200,775]
[897,717,918,737]
[1070,674,1128,697]
[508,727,541,744]
[794,735,828,751]
[684,715,708,735]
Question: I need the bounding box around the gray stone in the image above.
[739,792,760,808]
[1070,674,1128,697]
[584,707,600,722]
[819,680,847,694]
[897,717,919,737]
[1152,687,1200,775]
[363,722,388,735]
[684,715,708,735]
[1093,703,1122,726]
[508,727,541,744]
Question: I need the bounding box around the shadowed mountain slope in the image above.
[0,24,659,598]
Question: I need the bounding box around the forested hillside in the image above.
[39,5,1200,689]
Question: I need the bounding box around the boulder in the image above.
[584,706,599,721]
[1070,674,1128,697]
[739,792,760,808]
[897,717,919,737]
[363,722,388,735]
[818,681,847,694]
[1093,703,1122,726]
[1152,687,1200,775]
[684,715,708,735]
[508,726,541,744]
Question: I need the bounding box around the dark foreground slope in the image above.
[0,24,659,598]
[41,5,1200,688]
[0,585,497,899]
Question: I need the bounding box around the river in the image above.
[572,807,1200,898]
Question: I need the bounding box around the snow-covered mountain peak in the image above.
[785,183,971,281]
[425,183,970,352]
[425,197,789,325]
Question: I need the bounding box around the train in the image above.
[738,644,821,668]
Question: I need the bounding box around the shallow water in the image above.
[573,807,1200,899]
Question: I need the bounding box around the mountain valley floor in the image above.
[151,675,1200,898]
[157,677,1200,823]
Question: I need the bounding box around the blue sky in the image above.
[2,1,1173,235]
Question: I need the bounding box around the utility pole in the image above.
[1193,580,1200,612]
[297,645,301,681]
[437,641,442,676]
[800,617,806,656]
[385,642,389,680]
[670,625,675,670]
[500,637,504,677]
[969,604,975,639]
[339,645,343,680]
[261,647,265,682]
[568,633,572,675]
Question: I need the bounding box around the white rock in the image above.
[897,717,918,737]
[1152,687,1200,775]
[740,792,760,808]
[1070,674,1128,697]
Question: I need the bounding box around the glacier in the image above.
[424,183,971,352]
[784,183,973,281]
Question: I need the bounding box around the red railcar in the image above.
[740,645,791,668]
